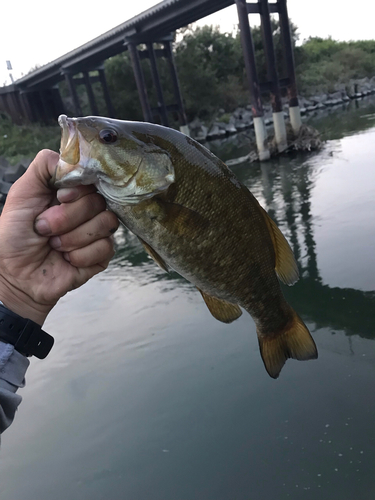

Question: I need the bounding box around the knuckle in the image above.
[56,234,71,252]
[49,205,71,233]
[87,193,107,214]
[67,248,85,267]
[98,211,118,234]
[102,237,114,255]
[35,149,57,166]
[107,211,120,231]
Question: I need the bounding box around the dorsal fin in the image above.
[197,288,242,323]
[260,207,299,285]
[138,237,169,272]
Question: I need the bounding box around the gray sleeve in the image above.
[0,342,30,435]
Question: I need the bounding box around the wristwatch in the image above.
[0,303,54,359]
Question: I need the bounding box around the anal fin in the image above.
[138,237,169,272]
[198,288,242,324]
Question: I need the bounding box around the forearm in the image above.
[0,342,30,435]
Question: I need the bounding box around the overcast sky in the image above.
[1,0,375,85]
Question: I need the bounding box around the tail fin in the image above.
[258,312,317,379]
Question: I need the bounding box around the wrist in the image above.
[0,274,54,326]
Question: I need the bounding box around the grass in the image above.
[0,113,60,165]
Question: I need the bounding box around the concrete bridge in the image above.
[0,0,302,160]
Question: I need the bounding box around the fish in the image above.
[52,114,318,378]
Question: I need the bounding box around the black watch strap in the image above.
[0,304,54,359]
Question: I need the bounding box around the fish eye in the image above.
[99,129,118,144]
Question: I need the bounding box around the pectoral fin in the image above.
[138,237,169,272]
[260,207,299,286]
[136,199,208,239]
[155,200,209,239]
[198,288,242,323]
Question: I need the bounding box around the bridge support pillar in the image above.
[147,42,169,127]
[259,0,287,152]
[63,71,82,116]
[278,0,302,135]
[26,92,39,122]
[98,68,115,117]
[163,40,189,135]
[38,90,51,124]
[19,92,33,123]
[50,87,66,120]
[10,92,24,124]
[235,0,270,160]
[126,38,189,134]
[127,42,153,123]
[83,72,99,116]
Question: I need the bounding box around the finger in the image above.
[49,210,119,251]
[57,185,97,204]
[35,192,106,236]
[70,256,116,291]
[64,237,116,268]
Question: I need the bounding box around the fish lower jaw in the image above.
[97,179,156,205]
[54,165,98,188]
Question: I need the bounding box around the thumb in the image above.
[6,150,59,207]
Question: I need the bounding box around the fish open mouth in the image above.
[52,115,95,188]
[59,114,80,165]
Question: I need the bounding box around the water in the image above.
[1,99,375,499]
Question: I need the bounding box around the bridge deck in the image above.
[7,0,234,92]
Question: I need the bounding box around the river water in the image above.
[0,99,374,500]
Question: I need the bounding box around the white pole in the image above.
[272,111,288,152]
[253,116,270,161]
[289,105,302,136]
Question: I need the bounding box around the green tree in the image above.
[174,25,247,119]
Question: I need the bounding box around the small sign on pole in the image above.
[6,60,12,71]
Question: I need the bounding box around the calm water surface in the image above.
[0,99,374,500]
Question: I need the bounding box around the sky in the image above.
[1,0,375,86]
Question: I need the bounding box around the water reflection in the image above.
[1,96,375,500]
[111,112,375,342]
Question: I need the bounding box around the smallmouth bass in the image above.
[52,115,317,378]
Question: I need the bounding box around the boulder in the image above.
[207,122,227,140]
[356,77,372,93]
[233,107,253,130]
[225,122,237,135]
[195,125,208,141]
[188,117,208,141]
[264,117,273,126]
[310,94,327,105]
[3,162,27,183]
[0,157,10,169]
[0,180,12,195]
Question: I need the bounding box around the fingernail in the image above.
[49,236,61,249]
[35,218,51,236]
[63,252,71,262]
[57,188,79,203]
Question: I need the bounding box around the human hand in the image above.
[0,149,119,325]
